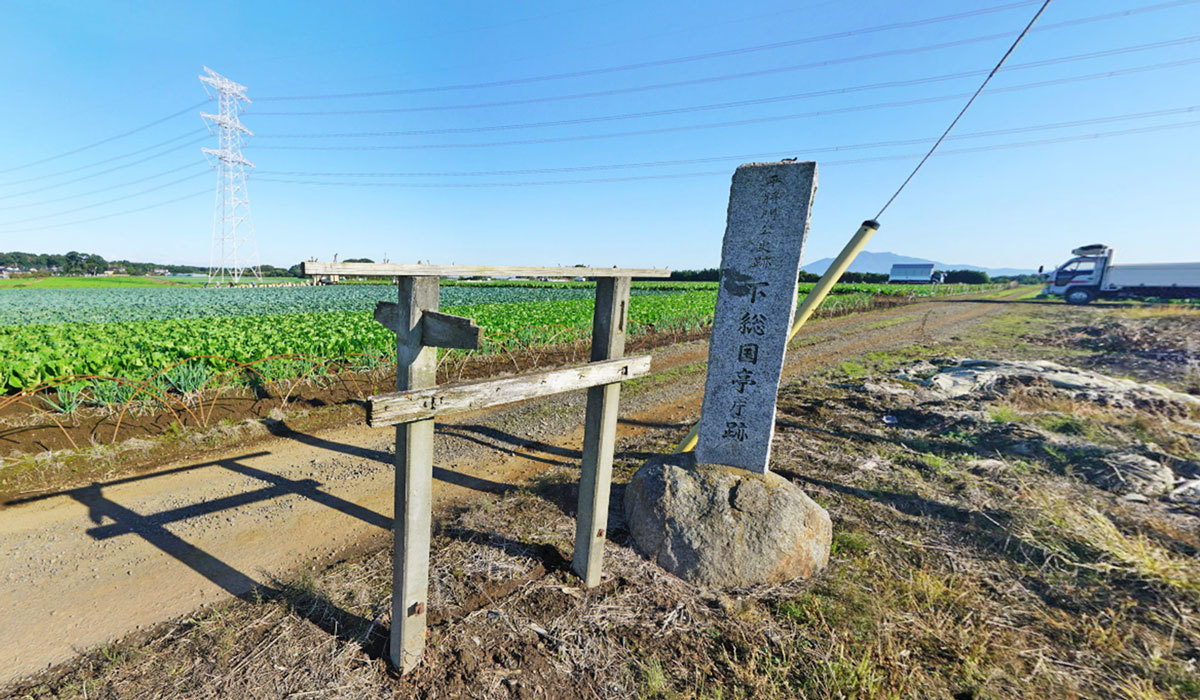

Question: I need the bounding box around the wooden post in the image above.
[572,276,631,587]
[390,275,439,674]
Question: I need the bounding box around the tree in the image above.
[670,268,720,282]
[943,269,990,284]
[838,272,889,283]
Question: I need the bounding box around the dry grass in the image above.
[1116,305,1200,320]
[1013,488,1200,594]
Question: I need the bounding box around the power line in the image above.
[0,190,210,235]
[21,107,1188,219]
[0,162,209,212]
[875,0,1051,219]
[7,118,1194,235]
[252,56,1200,152]
[256,0,1198,103]
[247,119,1200,189]
[254,106,1200,179]
[255,38,1200,135]
[0,100,210,175]
[0,171,210,227]
[256,33,1021,117]
[256,24,1200,118]
[0,129,208,188]
[0,137,209,201]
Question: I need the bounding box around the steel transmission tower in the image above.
[199,67,261,284]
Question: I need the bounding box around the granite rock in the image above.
[624,453,830,588]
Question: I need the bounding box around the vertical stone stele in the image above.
[624,161,830,589]
[696,161,817,474]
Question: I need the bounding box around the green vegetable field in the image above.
[0,281,998,394]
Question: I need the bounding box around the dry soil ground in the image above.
[4,291,1200,699]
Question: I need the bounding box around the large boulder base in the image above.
[624,453,831,588]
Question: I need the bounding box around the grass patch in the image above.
[1032,413,1097,438]
[831,530,872,555]
[0,275,181,288]
[1015,488,1200,593]
[989,405,1023,423]
[640,657,669,697]
[861,314,918,331]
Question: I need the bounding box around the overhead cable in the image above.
[875,0,1051,218]
[254,106,1200,179]
[0,100,210,175]
[0,190,210,235]
[0,172,210,227]
[0,163,210,212]
[0,138,209,201]
[0,130,209,188]
[256,0,1197,102]
[256,39,1200,134]
[255,28,1200,118]
[252,57,1200,151]
[249,119,1200,188]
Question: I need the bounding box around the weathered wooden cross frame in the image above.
[303,262,669,673]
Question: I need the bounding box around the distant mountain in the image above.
[801,251,1035,277]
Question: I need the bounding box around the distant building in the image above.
[888,263,937,284]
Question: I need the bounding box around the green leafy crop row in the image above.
[0,283,999,391]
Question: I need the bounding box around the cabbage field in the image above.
[0,281,997,393]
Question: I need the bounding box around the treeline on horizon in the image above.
[669,268,1041,284]
[1,251,1039,285]
[0,251,307,278]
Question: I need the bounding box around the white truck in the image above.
[1042,244,1200,305]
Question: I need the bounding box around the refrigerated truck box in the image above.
[1102,262,1200,290]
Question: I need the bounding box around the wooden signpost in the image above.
[302,262,668,673]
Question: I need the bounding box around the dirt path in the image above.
[0,292,1025,685]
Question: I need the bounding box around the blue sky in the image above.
[0,0,1197,272]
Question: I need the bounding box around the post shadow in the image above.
[62,465,386,658]
[617,417,691,431]
[2,442,590,664]
[83,454,392,539]
[265,418,519,494]
[438,423,581,463]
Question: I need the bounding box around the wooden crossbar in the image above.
[367,355,651,427]
[302,262,670,278]
[381,271,639,674]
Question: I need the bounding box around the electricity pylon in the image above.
[200,67,261,285]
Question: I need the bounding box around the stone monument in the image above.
[625,161,831,588]
[696,161,816,473]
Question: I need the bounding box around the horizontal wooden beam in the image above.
[373,303,481,350]
[421,310,480,350]
[302,262,670,279]
[368,356,652,427]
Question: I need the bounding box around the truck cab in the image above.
[1043,244,1113,305]
[1043,244,1200,304]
